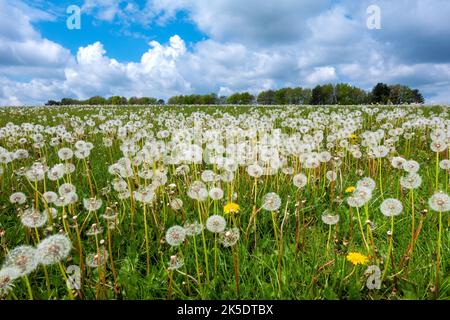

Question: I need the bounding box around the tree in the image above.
[311,84,335,105]
[371,83,391,104]
[87,96,107,105]
[45,100,61,106]
[108,96,127,105]
[335,83,367,105]
[227,92,254,105]
[411,89,424,104]
[257,90,275,105]
[60,98,80,105]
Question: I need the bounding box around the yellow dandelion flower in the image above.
[346,252,369,265]
[224,202,240,214]
[345,186,356,193]
[349,133,358,140]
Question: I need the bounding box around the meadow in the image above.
[0,104,448,300]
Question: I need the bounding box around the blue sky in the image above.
[1,0,450,105]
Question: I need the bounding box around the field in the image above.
[0,104,448,300]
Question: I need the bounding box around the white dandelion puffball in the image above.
[293,173,307,188]
[206,215,226,233]
[3,246,38,276]
[347,196,365,208]
[168,255,185,271]
[0,267,20,295]
[58,147,74,160]
[262,192,282,211]
[170,198,183,211]
[165,226,187,246]
[86,249,108,268]
[209,187,224,200]
[9,192,26,205]
[439,159,450,170]
[356,177,376,191]
[184,221,203,236]
[83,198,103,211]
[428,192,450,212]
[20,208,48,228]
[403,160,420,173]
[36,234,72,265]
[380,198,403,217]
[321,212,340,225]
[400,173,422,190]
[247,164,263,178]
[43,191,58,204]
[219,228,240,247]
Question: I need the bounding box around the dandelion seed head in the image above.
[292,173,307,188]
[165,225,186,246]
[262,192,281,211]
[428,192,450,212]
[206,215,226,233]
[20,207,48,228]
[36,234,72,265]
[380,198,403,217]
[3,245,38,276]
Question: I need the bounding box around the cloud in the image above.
[0,0,71,68]
[305,67,338,85]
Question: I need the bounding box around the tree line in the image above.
[46,96,165,106]
[46,83,424,106]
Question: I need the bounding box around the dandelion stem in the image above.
[435,210,442,298]
[197,202,210,283]
[435,151,439,191]
[23,275,33,300]
[381,215,395,283]
[143,203,150,275]
[355,207,370,253]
